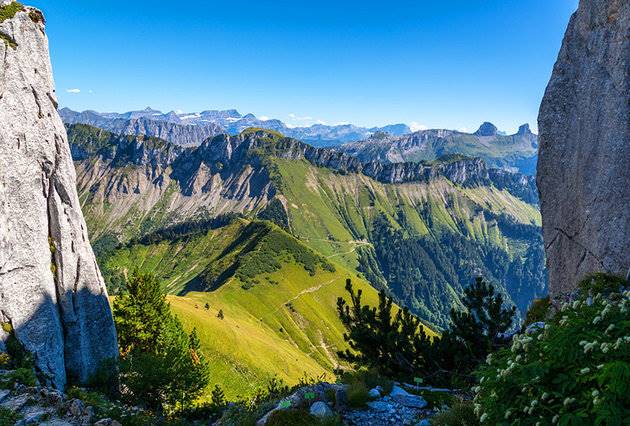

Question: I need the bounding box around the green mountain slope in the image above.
[69,124,544,392]
[103,219,419,399]
[272,158,544,326]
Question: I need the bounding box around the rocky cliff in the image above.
[0,2,117,389]
[538,0,629,297]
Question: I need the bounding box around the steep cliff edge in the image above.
[0,1,117,389]
[538,0,629,297]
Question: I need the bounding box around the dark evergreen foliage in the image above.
[113,272,211,413]
[337,277,515,385]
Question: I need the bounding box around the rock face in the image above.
[0,2,118,389]
[538,0,630,297]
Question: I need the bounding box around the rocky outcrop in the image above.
[340,124,540,175]
[0,2,118,389]
[538,0,629,297]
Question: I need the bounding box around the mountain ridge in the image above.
[60,107,412,148]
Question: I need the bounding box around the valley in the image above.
[68,122,546,396]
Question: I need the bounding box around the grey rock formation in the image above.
[537,0,630,297]
[0,2,118,389]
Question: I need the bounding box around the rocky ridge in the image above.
[340,122,539,175]
[0,2,117,389]
[59,107,412,148]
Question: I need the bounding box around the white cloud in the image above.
[409,122,428,132]
[259,115,270,121]
[88,89,94,94]
[66,88,81,94]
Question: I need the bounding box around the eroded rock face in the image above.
[538,0,629,297]
[0,2,118,389]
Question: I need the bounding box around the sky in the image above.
[29,0,578,133]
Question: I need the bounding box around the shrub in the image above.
[522,296,551,328]
[0,407,21,426]
[3,368,36,387]
[0,2,23,23]
[431,400,479,426]
[346,381,369,408]
[266,409,316,426]
[338,368,393,395]
[337,277,515,386]
[475,274,630,425]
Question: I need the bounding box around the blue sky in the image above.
[29,0,577,133]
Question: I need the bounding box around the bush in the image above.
[431,400,479,426]
[346,381,369,408]
[475,274,630,425]
[338,368,393,395]
[522,296,551,328]
[266,409,316,426]
[0,407,21,426]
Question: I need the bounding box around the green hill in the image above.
[103,219,426,399]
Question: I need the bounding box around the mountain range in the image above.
[339,122,539,175]
[60,107,411,148]
[60,108,539,175]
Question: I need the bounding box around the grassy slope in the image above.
[276,158,540,270]
[106,220,436,400]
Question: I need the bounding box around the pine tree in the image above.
[211,385,226,408]
[113,271,211,413]
[435,276,515,382]
[337,279,433,377]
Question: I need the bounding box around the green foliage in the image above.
[346,381,370,408]
[0,368,37,388]
[113,272,211,413]
[0,322,33,370]
[337,368,394,395]
[0,407,21,426]
[431,400,479,426]
[266,409,318,426]
[28,9,44,23]
[578,272,627,299]
[435,277,515,384]
[211,385,226,408]
[0,2,23,23]
[337,279,434,378]
[338,277,514,386]
[522,296,551,328]
[257,199,289,229]
[475,276,630,425]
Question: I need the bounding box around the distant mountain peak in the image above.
[474,122,498,136]
[517,123,532,135]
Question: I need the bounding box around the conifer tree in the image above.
[113,271,211,413]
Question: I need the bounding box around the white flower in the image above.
[531,399,538,407]
[580,367,591,374]
[504,410,512,419]
[552,415,559,424]
[593,316,602,324]
[542,392,549,400]
[480,413,488,423]
[592,390,600,397]
[605,324,615,333]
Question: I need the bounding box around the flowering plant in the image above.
[474,274,630,425]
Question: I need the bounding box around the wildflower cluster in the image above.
[474,275,630,425]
